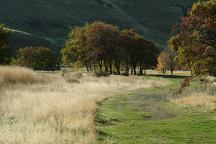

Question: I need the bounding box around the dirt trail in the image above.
[130,91,176,120]
[115,81,179,122]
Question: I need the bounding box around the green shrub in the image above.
[0,24,12,64]
[16,46,59,71]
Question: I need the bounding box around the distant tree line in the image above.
[61,21,159,75]
[0,21,158,73]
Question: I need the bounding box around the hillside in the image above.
[0,0,196,51]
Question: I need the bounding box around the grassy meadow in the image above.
[97,75,216,143]
[0,66,167,144]
[0,66,215,144]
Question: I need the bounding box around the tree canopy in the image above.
[170,0,216,76]
[157,51,169,74]
[62,21,158,75]
[16,46,59,71]
[0,24,12,64]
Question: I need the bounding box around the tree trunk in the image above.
[115,60,121,75]
[130,57,134,75]
[131,65,133,75]
[125,64,129,76]
[139,63,143,75]
[109,60,112,74]
[98,60,103,70]
[143,70,146,75]
[133,65,137,75]
[104,60,108,73]
[117,66,120,75]
[89,64,92,72]
[86,66,89,72]
[171,66,174,75]
[163,68,166,74]
[170,53,174,75]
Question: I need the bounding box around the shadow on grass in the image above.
[146,74,191,79]
[97,130,112,141]
[96,115,120,126]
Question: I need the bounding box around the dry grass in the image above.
[0,66,167,144]
[174,94,216,111]
[0,66,45,86]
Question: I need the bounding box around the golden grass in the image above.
[0,66,167,144]
[0,66,44,86]
[174,94,216,111]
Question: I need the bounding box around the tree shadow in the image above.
[97,130,112,141]
[146,74,191,79]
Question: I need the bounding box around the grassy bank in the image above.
[96,75,216,144]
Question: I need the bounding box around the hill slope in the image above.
[0,0,196,51]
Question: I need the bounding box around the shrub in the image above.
[16,46,59,71]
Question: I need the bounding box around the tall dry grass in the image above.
[0,66,167,144]
[174,94,216,111]
[172,81,216,112]
[0,66,44,86]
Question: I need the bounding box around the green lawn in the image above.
[96,75,216,144]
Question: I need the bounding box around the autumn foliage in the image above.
[157,51,169,74]
[170,1,216,76]
[62,21,159,75]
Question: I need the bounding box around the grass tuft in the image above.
[174,94,216,111]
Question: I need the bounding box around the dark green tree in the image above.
[16,47,59,70]
[120,29,157,75]
[61,26,91,70]
[0,24,12,64]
